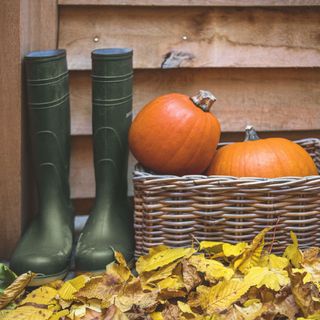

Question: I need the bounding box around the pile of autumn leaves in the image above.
[2,228,320,320]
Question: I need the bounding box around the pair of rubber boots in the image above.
[10,49,134,286]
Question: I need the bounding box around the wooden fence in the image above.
[0,0,319,257]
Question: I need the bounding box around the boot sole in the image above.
[28,269,69,287]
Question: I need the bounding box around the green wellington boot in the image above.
[75,48,134,272]
[10,50,73,285]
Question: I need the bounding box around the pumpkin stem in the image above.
[245,125,260,141]
[191,90,216,112]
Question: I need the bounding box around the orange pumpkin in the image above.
[129,91,221,175]
[206,126,318,178]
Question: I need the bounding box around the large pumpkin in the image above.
[206,126,318,178]
[129,91,221,175]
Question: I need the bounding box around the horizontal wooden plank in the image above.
[70,130,320,199]
[69,68,320,135]
[59,6,320,69]
[58,0,320,6]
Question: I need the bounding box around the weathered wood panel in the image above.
[23,0,58,50]
[70,130,320,200]
[0,0,23,259]
[59,0,320,6]
[0,0,58,258]
[59,6,320,69]
[69,68,320,135]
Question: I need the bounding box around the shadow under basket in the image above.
[133,138,320,257]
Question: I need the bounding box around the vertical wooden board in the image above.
[0,0,58,258]
[69,68,320,135]
[70,136,95,199]
[59,6,320,69]
[0,0,23,258]
[22,0,58,52]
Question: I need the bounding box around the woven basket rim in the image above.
[133,137,320,183]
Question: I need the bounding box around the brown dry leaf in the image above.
[115,278,159,313]
[162,303,180,320]
[232,300,266,320]
[290,271,320,317]
[301,248,320,286]
[268,292,300,320]
[104,305,128,320]
[76,274,123,308]
[181,260,201,292]
[0,271,35,309]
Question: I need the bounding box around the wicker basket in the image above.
[133,138,320,257]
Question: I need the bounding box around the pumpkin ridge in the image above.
[180,112,211,174]
[164,111,205,174]
[293,140,318,175]
[261,139,282,178]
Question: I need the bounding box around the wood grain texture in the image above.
[23,0,58,50]
[70,131,320,200]
[58,0,320,6]
[0,0,23,258]
[0,0,58,258]
[69,68,320,135]
[59,6,320,69]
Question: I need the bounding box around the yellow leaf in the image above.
[177,301,196,316]
[48,309,69,320]
[0,271,35,309]
[189,255,234,282]
[140,260,180,286]
[244,266,290,291]
[234,228,270,274]
[222,242,248,257]
[136,246,195,274]
[58,275,90,301]
[283,231,303,268]
[20,286,58,306]
[2,306,53,320]
[157,276,184,291]
[198,279,251,313]
[199,241,224,253]
[259,254,289,270]
[243,299,261,307]
[150,312,164,320]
